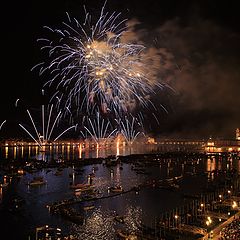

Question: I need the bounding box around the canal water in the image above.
[0,145,239,239]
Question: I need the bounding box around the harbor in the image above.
[1,0,240,239]
[0,145,240,239]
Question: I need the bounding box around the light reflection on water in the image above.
[0,144,160,161]
[124,205,142,233]
[69,203,142,239]
[0,146,239,239]
[72,208,116,240]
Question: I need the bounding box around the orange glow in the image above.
[207,141,214,146]
[116,139,120,156]
[96,143,99,158]
[147,137,157,144]
[79,143,82,159]
[13,146,16,159]
[5,146,9,158]
[18,169,24,175]
[21,146,24,158]
[207,157,216,172]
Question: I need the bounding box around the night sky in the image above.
[1,0,239,139]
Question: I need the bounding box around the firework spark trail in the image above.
[33,3,163,118]
[19,105,75,147]
[0,120,6,131]
[53,125,76,141]
[82,112,117,144]
[15,98,20,107]
[117,115,144,145]
[19,124,42,147]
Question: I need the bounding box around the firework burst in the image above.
[117,115,144,146]
[19,105,76,147]
[33,3,162,117]
[81,112,117,145]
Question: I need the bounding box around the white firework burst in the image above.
[33,3,162,117]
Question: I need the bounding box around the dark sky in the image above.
[1,0,239,139]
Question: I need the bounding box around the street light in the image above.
[174,215,178,228]
[206,216,212,226]
[232,201,237,209]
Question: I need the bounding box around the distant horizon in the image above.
[1,130,239,142]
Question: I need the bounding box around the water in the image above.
[0,145,239,239]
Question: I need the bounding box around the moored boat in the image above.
[60,207,84,224]
[28,177,46,186]
[70,183,92,189]
[109,185,123,193]
[83,205,95,211]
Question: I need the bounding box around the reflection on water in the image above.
[125,205,142,233]
[207,156,216,172]
[0,143,161,162]
[72,208,116,240]
[0,145,240,239]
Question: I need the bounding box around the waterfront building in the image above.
[236,128,240,140]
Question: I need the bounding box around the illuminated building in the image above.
[236,128,240,140]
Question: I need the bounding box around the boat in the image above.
[174,175,183,181]
[60,207,84,224]
[70,183,92,190]
[74,189,82,197]
[109,185,123,193]
[28,177,46,186]
[35,225,63,239]
[83,205,95,211]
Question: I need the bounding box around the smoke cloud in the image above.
[129,17,240,138]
